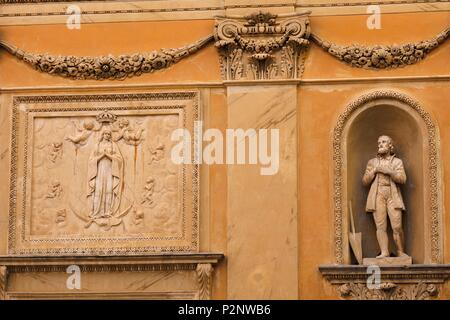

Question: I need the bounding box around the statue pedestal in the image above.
[363,256,412,266]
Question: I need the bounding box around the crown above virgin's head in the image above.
[96,110,117,124]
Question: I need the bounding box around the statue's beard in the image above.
[378,147,389,155]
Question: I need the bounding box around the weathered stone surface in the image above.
[363,256,412,266]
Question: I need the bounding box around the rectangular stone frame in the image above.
[8,91,200,256]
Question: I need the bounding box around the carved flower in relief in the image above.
[349,46,363,58]
[44,55,56,63]
[39,61,53,72]
[128,54,144,67]
[51,62,67,74]
[357,56,369,67]
[414,49,424,59]
[66,56,79,67]
[95,56,116,76]
[149,51,158,60]
[407,55,417,64]
[371,49,393,68]
[401,55,409,64]
[266,39,280,52]
[343,54,353,63]
[401,44,415,56]
[247,42,256,52]
[67,67,79,76]
[390,45,401,56]
[362,48,372,57]
[121,65,133,74]
[392,56,402,66]
[151,57,168,69]
[77,62,93,74]
[141,62,153,73]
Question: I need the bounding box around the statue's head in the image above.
[377,135,394,155]
[102,129,112,141]
[118,118,129,128]
[84,120,95,130]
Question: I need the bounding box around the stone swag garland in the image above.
[0,26,448,80]
[311,27,449,69]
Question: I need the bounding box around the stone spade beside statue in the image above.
[361,135,412,265]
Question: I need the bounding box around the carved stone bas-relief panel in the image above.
[8,92,199,255]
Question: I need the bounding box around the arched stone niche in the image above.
[333,91,442,265]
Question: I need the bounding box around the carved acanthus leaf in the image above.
[338,282,439,300]
[311,28,449,69]
[0,35,214,80]
[196,263,213,300]
[214,11,311,80]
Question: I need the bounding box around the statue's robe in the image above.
[87,140,124,219]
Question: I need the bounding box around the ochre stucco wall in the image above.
[0,11,448,299]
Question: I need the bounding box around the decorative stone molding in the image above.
[0,266,7,300]
[214,11,311,80]
[311,28,449,69]
[8,92,200,256]
[338,282,439,300]
[0,35,213,80]
[320,264,450,300]
[196,263,213,300]
[332,90,441,264]
[0,254,223,300]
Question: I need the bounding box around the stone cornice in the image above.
[319,264,450,300]
[0,253,224,272]
[0,1,449,26]
[0,253,224,300]
[319,264,450,284]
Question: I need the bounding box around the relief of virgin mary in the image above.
[87,129,124,221]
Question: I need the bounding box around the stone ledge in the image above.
[0,253,224,272]
[319,264,450,284]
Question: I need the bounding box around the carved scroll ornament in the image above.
[311,28,449,69]
[0,35,213,80]
[214,11,311,80]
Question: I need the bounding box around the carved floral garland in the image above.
[311,28,449,69]
[0,35,214,80]
[0,20,448,79]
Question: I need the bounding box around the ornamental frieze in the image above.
[0,12,448,80]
